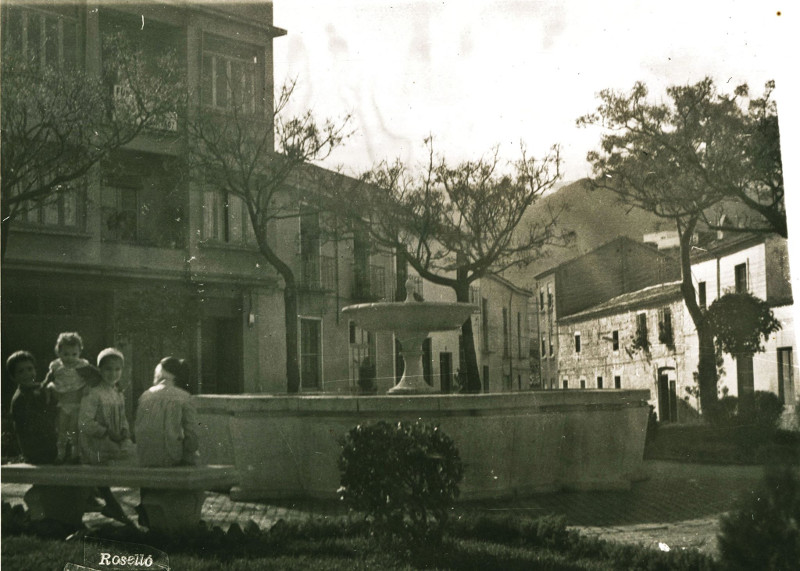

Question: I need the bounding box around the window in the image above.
[548,330,553,357]
[634,312,649,350]
[580,379,586,389]
[735,263,748,294]
[202,34,263,115]
[502,308,510,357]
[352,229,373,299]
[517,312,523,358]
[597,376,603,389]
[658,307,674,347]
[547,284,553,312]
[300,208,321,287]
[574,332,581,353]
[614,376,621,389]
[481,298,490,351]
[23,185,82,229]
[300,318,322,390]
[202,190,254,246]
[612,330,619,351]
[698,281,707,309]
[562,379,568,389]
[539,289,544,311]
[2,6,79,70]
[541,336,547,358]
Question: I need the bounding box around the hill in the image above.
[501,179,670,289]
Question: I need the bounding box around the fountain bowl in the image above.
[341,301,474,332]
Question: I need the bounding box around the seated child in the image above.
[78,348,134,465]
[7,351,57,464]
[44,332,96,463]
[79,347,135,525]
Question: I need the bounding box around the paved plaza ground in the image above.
[1,460,771,558]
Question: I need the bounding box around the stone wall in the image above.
[194,390,650,501]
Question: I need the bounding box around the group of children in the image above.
[8,332,132,466]
[7,331,201,528]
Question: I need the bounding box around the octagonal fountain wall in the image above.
[195,389,650,501]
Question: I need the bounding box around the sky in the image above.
[272,0,796,186]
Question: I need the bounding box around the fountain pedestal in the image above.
[389,330,434,394]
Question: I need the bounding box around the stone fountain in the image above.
[193,280,652,502]
[341,279,474,394]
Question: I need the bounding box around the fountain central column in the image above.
[390,330,434,394]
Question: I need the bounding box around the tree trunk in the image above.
[696,322,718,416]
[455,278,481,393]
[677,217,718,416]
[283,280,301,394]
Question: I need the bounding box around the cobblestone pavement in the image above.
[1,461,774,557]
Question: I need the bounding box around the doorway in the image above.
[440,352,453,393]
[201,316,243,394]
[657,370,678,422]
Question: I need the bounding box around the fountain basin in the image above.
[195,390,650,501]
[343,301,474,394]
[341,302,474,332]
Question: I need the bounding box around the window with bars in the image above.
[658,307,674,347]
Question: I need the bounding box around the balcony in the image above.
[352,264,389,302]
[300,255,336,291]
[114,83,178,132]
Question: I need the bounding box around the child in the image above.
[79,347,135,526]
[7,351,58,464]
[44,332,94,463]
[78,347,134,465]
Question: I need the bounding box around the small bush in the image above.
[718,465,800,570]
[751,391,785,429]
[338,420,463,545]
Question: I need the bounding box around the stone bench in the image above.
[1,463,238,532]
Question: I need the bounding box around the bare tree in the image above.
[348,138,566,392]
[1,33,182,259]
[187,80,350,393]
[578,78,784,414]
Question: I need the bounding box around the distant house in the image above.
[689,233,796,408]
[558,282,693,422]
[552,232,796,421]
[532,236,680,389]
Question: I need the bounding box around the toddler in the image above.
[44,332,93,463]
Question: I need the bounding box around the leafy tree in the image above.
[0,32,182,259]
[706,293,782,357]
[578,78,782,414]
[186,80,350,393]
[346,138,566,392]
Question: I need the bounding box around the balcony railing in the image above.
[352,264,389,301]
[300,255,336,291]
[114,84,178,132]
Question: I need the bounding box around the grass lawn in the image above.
[2,533,621,571]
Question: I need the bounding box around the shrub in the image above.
[718,465,800,570]
[337,420,463,545]
[751,391,785,429]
